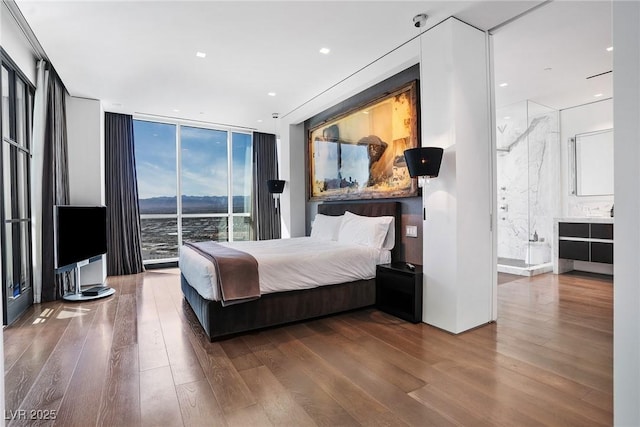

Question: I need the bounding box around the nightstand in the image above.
[376,262,423,323]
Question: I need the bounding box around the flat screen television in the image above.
[54,205,107,270]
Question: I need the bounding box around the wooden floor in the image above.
[4,269,613,426]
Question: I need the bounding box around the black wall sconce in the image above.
[404,147,443,220]
[267,179,285,195]
[267,179,285,209]
[404,147,444,187]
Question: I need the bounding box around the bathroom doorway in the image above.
[491,0,612,277]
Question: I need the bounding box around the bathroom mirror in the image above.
[573,129,614,196]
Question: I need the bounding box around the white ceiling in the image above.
[493,0,612,112]
[15,0,610,133]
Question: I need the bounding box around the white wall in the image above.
[560,98,613,217]
[66,96,106,285]
[421,18,495,333]
[613,2,640,425]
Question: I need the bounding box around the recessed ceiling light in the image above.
[499,82,508,87]
[594,93,603,98]
[362,111,369,115]
[196,51,207,58]
[257,119,263,123]
[319,47,331,55]
[173,108,180,112]
[504,116,511,120]
[606,46,613,52]
[268,92,276,97]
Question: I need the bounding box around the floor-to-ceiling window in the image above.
[134,118,252,264]
[1,51,34,325]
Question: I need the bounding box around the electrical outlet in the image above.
[406,225,418,238]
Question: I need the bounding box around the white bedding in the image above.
[179,236,391,301]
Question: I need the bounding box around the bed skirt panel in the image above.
[181,273,375,341]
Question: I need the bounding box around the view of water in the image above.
[139,195,252,260]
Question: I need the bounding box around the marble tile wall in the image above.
[567,198,614,218]
[496,101,560,263]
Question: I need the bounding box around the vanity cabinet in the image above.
[558,239,590,261]
[558,221,613,265]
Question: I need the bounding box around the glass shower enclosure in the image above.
[496,100,560,276]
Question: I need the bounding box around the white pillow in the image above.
[338,211,394,249]
[310,214,343,241]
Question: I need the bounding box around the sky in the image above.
[134,120,252,200]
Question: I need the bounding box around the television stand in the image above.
[64,287,115,301]
[62,260,115,302]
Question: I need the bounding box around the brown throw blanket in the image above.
[184,241,260,306]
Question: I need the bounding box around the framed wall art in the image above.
[308,81,419,201]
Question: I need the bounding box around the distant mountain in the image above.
[138,196,177,214]
[139,195,250,215]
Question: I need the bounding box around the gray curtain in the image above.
[41,67,70,302]
[105,113,144,276]
[252,132,281,240]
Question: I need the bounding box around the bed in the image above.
[180,201,400,341]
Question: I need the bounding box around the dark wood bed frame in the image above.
[181,201,400,341]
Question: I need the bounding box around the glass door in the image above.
[1,55,34,325]
[496,100,559,275]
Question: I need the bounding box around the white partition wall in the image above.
[613,1,640,424]
[421,18,496,333]
[66,96,106,285]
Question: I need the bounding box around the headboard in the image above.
[318,201,401,261]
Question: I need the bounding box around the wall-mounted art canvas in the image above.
[309,81,419,201]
